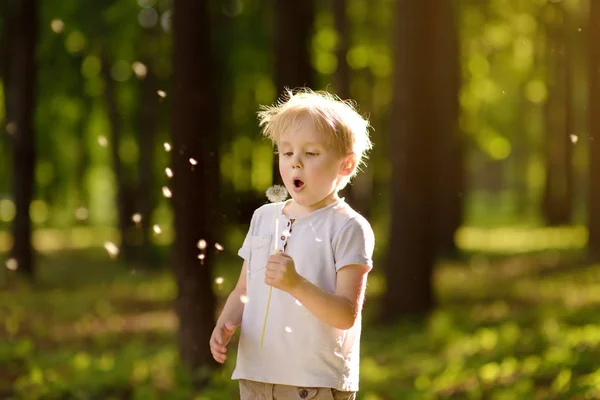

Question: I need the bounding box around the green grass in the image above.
[1,246,600,399]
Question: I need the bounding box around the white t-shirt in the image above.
[232,198,375,391]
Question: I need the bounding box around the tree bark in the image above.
[589,0,600,260]
[433,0,463,257]
[381,0,440,319]
[4,0,38,278]
[172,0,220,384]
[271,0,315,185]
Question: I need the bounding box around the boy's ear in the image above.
[339,154,357,177]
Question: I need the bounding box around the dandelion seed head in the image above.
[266,185,288,203]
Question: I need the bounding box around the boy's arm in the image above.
[290,264,370,330]
[266,252,370,330]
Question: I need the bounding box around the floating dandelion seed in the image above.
[153,224,162,234]
[165,168,173,178]
[75,207,89,221]
[295,300,303,306]
[157,90,167,98]
[240,295,249,304]
[104,242,119,259]
[215,277,224,285]
[162,186,172,198]
[5,258,18,271]
[131,61,147,79]
[163,142,171,152]
[285,326,293,333]
[6,122,17,136]
[197,239,207,250]
[50,19,64,33]
[198,254,205,260]
[98,136,108,147]
[132,213,142,225]
[570,135,578,144]
[215,243,224,252]
[189,158,197,166]
[261,184,289,349]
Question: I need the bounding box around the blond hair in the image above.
[257,88,372,190]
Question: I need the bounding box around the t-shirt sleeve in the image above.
[238,210,257,261]
[332,216,375,271]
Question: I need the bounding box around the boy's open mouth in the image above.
[293,179,305,189]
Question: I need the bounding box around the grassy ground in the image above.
[1,246,600,399]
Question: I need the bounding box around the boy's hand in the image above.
[265,251,301,293]
[209,322,237,364]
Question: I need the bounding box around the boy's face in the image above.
[277,117,351,210]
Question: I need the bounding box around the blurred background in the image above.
[2,0,600,398]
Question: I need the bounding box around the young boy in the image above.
[210,88,375,399]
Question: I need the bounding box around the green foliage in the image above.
[2,250,600,398]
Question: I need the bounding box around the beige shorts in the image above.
[239,379,356,400]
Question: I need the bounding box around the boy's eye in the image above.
[282,152,293,157]
[306,152,319,156]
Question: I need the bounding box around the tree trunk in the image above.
[271,0,315,185]
[101,52,137,262]
[4,0,38,278]
[542,5,573,226]
[589,0,600,260]
[381,0,440,320]
[172,0,220,384]
[433,0,462,257]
